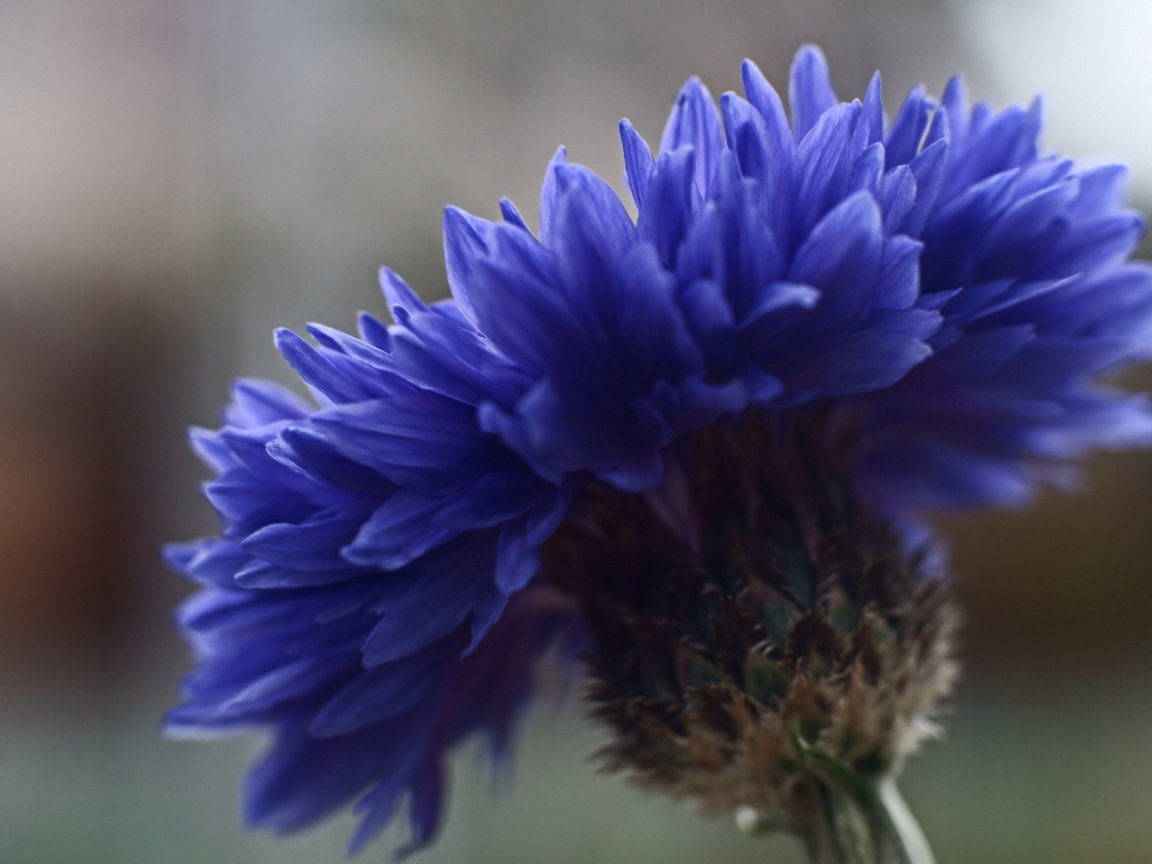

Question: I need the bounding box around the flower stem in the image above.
[876,778,936,864]
[804,778,936,864]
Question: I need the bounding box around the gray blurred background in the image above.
[2,1,1152,862]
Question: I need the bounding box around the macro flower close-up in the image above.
[166,45,1152,863]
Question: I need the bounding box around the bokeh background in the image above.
[3,1,1151,862]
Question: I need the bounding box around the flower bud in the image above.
[544,410,958,847]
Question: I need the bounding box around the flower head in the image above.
[168,46,1152,856]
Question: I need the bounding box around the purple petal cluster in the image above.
[851,76,1152,507]
[168,47,1152,855]
[167,379,580,854]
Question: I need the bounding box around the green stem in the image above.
[875,778,936,864]
[804,778,936,864]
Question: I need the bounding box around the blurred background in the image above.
[2,0,1151,861]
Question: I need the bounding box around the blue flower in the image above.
[168,46,1152,856]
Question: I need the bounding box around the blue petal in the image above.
[884,86,934,167]
[245,711,428,835]
[495,527,538,594]
[783,329,931,395]
[861,72,884,144]
[874,164,917,232]
[344,475,536,570]
[311,393,497,495]
[379,268,430,327]
[619,119,655,209]
[507,378,670,486]
[311,645,451,737]
[875,235,923,309]
[269,425,393,496]
[166,540,249,588]
[498,197,529,231]
[900,139,949,235]
[276,329,380,404]
[387,759,445,860]
[225,379,310,428]
[203,471,315,534]
[442,206,494,323]
[660,77,724,196]
[552,162,636,259]
[939,76,969,144]
[637,148,699,267]
[362,541,492,666]
[790,102,864,240]
[740,59,794,163]
[789,45,838,139]
[538,146,568,247]
[789,191,883,321]
[234,561,363,590]
[243,508,365,571]
[356,312,392,350]
[616,243,705,382]
[202,655,353,723]
[467,224,584,378]
[720,92,781,194]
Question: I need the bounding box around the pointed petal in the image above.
[619,119,655,209]
[789,45,838,139]
[660,77,724,196]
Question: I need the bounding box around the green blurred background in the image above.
[2,1,1151,861]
